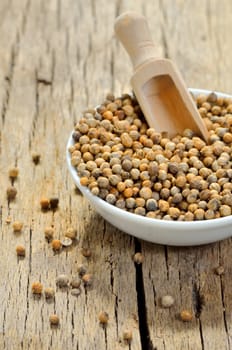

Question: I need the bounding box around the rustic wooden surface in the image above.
[1,1,232,349]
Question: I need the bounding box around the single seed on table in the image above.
[161,295,174,308]
[215,265,224,275]
[44,287,55,299]
[180,310,193,322]
[77,264,88,277]
[123,329,133,343]
[98,311,109,325]
[44,226,55,240]
[31,281,43,295]
[9,167,19,179]
[40,197,50,210]
[51,239,62,251]
[133,252,144,264]
[71,288,81,296]
[82,273,93,286]
[49,314,59,326]
[16,245,26,257]
[65,227,77,240]
[13,221,23,232]
[49,197,59,209]
[61,237,73,247]
[32,152,41,164]
[6,186,17,201]
[5,216,11,224]
[81,247,92,258]
[56,274,69,287]
[70,277,81,289]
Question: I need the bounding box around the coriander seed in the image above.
[98,311,109,325]
[215,265,224,275]
[44,226,55,240]
[49,314,59,326]
[13,221,23,232]
[49,197,59,209]
[6,186,17,201]
[9,167,19,179]
[180,309,193,322]
[61,237,73,247]
[133,252,144,264]
[82,273,93,287]
[44,287,55,299]
[56,274,69,287]
[31,281,43,295]
[123,329,133,343]
[16,245,26,257]
[70,277,81,289]
[161,295,174,308]
[51,239,62,251]
[40,197,50,210]
[65,227,77,240]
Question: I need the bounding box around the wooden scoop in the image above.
[114,12,209,141]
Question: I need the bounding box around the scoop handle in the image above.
[114,12,157,70]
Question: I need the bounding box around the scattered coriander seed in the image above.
[51,239,62,251]
[65,227,77,240]
[180,309,193,322]
[16,245,25,257]
[13,221,23,232]
[61,237,73,247]
[8,167,19,179]
[49,314,59,326]
[70,277,81,289]
[71,288,81,297]
[81,247,92,258]
[44,287,55,299]
[31,281,43,295]
[82,273,93,286]
[6,186,17,201]
[98,311,109,325]
[49,197,59,209]
[77,264,87,277]
[133,252,144,264]
[161,295,174,308]
[123,329,133,343]
[5,216,11,224]
[56,274,69,287]
[44,226,55,240]
[32,152,41,165]
[215,265,224,275]
[40,197,50,210]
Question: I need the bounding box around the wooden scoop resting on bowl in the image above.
[114,12,209,141]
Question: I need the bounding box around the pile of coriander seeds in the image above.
[68,91,232,221]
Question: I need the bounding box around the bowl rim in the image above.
[66,88,232,230]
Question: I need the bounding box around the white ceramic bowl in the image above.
[66,88,232,246]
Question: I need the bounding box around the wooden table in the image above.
[1,1,232,349]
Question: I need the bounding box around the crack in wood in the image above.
[134,238,154,350]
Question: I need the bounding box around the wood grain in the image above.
[1,0,232,349]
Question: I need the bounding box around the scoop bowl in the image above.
[66,88,232,246]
